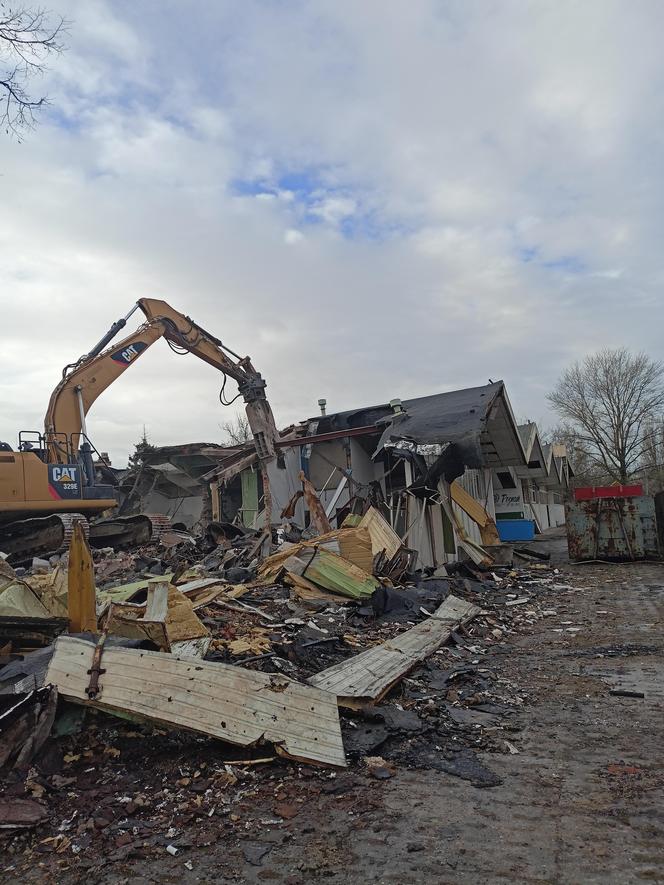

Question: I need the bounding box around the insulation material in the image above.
[0,581,50,619]
[46,637,347,768]
[24,567,69,618]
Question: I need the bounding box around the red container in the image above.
[574,484,643,501]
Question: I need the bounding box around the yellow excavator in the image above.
[0,298,279,562]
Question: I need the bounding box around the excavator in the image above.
[0,299,279,562]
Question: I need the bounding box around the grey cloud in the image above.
[1,0,662,462]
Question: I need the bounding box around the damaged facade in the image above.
[207,381,572,567]
[118,443,245,531]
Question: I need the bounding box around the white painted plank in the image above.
[308,594,480,702]
[46,637,346,768]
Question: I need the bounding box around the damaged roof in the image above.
[309,382,527,482]
[207,382,539,486]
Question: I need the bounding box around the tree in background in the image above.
[635,417,664,493]
[128,428,156,468]
[1,4,66,137]
[548,348,664,484]
[545,422,608,487]
[220,413,251,446]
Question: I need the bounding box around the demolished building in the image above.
[0,379,578,864]
[206,381,572,568]
[117,443,246,531]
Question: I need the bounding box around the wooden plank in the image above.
[440,492,494,566]
[308,594,480,704]
[46,637,347,768]
[68,521,97,632]
[451,482,501,546]
[358,507,402,558]
[450,481,490,527]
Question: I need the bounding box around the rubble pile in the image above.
[0,506,567,873]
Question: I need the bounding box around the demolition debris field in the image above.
[1,520,663,883]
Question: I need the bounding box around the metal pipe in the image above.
[75,386,87,438]
[75,386,95,486]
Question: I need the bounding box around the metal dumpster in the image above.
[566,493,660,561]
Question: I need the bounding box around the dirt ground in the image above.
[4,559,664,884]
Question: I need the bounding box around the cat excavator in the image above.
[0,298,279,562]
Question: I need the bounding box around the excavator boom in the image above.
[1,298,279,561]
[46,298,278,468]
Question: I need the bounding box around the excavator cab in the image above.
[0,430,117,522]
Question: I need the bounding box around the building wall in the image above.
[308,440,347,489]
[141,490,205,530]
[493,466,525,519]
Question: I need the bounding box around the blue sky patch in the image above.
[542,255,586,274]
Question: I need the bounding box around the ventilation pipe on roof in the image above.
[318,398,327,416]
[389,398,404,414]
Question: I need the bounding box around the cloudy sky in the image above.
[1,0,663,464]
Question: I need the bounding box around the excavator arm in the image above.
[44,298,279,521]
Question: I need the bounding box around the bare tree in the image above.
[220,413,251,446]
[548,348,664,483]
[544,422,610,487]
[633,416,664,493]
[0,4,67,137]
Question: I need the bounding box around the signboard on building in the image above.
[493,490,524,520]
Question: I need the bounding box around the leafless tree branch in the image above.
[548,348,664,483]
[0,4,67,137]
[220,414,251,447]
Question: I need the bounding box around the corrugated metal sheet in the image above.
[566,496,660,561]
[298,549,378,599]
[46,637,347,768]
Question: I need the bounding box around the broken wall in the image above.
[135,489,205,530]
[265,447,306,528]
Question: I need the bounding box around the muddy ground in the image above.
[3,560,663,884]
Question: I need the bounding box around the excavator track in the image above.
[0,513,90,565]
[0,513,172,564]
[88,513,172,550]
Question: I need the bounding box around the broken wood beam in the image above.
[68,521,97,633]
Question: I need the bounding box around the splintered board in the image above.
[308,594,480,705]
[46,637,347,768]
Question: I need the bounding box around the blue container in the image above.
[497,519,535,542]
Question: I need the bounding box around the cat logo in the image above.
[111,341,148,365]
[48,464,81,499]
[51,467,77,483]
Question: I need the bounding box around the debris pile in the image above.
[0,502,568,873]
